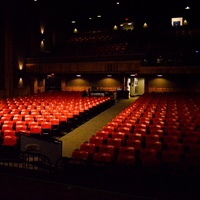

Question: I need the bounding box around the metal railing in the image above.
[0,151,52,173]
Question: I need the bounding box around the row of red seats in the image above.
[71,92,200,170]
[0,91,111,146]
[0,120,57,146]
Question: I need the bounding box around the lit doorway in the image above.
[127,77,145,96]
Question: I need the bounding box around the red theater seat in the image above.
[89,136,104,148]
[72,149,89,161]
[128,133,142,141]
[146,141,163,153]
[99,144,115,157]
[1,124,13,132]
[111,131,125,141]
[2,135,17,146]
[96,130,109,141]
[118,146,135,156]
[80,142,95,155]
[30,125,42,136]
[139,148,161,167]
[126,139,141,150]
[3,129,16,137]
[92,152,112,163]
[15,124,28,134]
[107,138,122,150]
[117,155,135,165]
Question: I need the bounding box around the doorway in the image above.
[127,77,145,96]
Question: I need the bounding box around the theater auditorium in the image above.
[1,0,200,199]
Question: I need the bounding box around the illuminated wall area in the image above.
[171,17,183,27]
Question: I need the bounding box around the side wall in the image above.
[148,76,200,93]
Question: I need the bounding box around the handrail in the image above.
[0,151,52,173]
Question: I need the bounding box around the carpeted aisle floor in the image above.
[59,97,138,158]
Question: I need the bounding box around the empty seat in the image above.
[49,118,60,133]
[92,152,112,163]
[128,133,142,141]
[167,142,184,154]
[181,124,195,133]
[167,129,182,139]
[152,119,165,128]
[133,127,146,136]
[117,126,132,136]
[3,129,16,137]
[146,141,163,152]
[139,148,161,167]
[2,120,14,126]
[118,146,135,156]
[107,121,119,130]
[138,118,150,127]
[15,121,26,126]
[2,135,17,146]
[41,122,52,136]
[1,124,13,132]
[165,117,178,125]
[29,125,42,136]
[126,139,141,150]
[111,131,125,141]
[149,124,162,131]
[120,122,133,131]
[89,136,104,148]
[99,144,115,157]
[96,130,109,141]
[102,125,115,133]
[145,134,160,143]
[36,118,47,125]
[107,137,122,150]
[134,124,146,130]
[80,142,95,156]
[27,121,38,130]
[72,149,89,161]
[15,124,28,134]
[117,155,135,166]
[163,135,179,145]
[164,125,179,134]
[24,117,35,125]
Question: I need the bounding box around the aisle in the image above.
[59,97,138,158]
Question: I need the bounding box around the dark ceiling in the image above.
[1,0,199,33]
[5,0,199,22]
[32,0,197,20]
